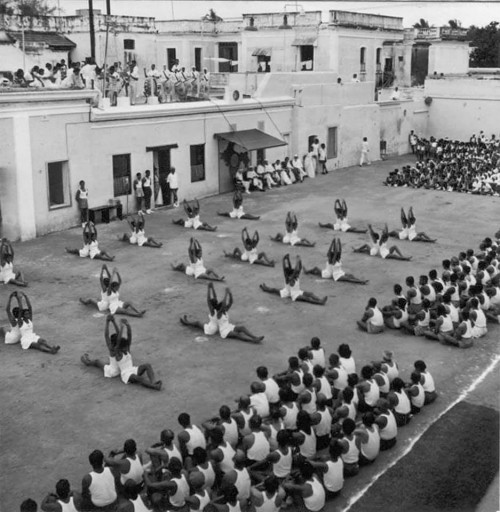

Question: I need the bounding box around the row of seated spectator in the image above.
[26,340,439,512]
[385,136,500,194]
[235,156,310,193]
[360,233,500,348]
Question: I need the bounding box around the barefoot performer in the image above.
[217,190,260,220]
[119,214,163,248]
[260,254,327,305]
[180,283,264,343]
[271,212,315,247]
[353,224,411,261]
[0,238,27,286]
[80,314,121,379]
[304,237,368,284]
[224,228,275,267]
[66,221,114,261]
[11,291,60,353]
[80,267,146,317]
[319,199,367,233]
[172,238,225,281]
[173,199,217,231]
[388,207,436,243]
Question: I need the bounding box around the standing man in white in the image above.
[360,137,370,167]
[128,60,139,105]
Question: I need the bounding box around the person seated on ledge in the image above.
[119,214,163,248]
[357,297,385,334]
[172,237,225,281]
[318,199,367,233]
[271,212,315,247]
[304,237,368,284]
[260,254,327,306]
[217,190,260,220]
[172,199,217,231]
[224,228,275,267]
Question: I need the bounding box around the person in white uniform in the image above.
[41,479,82,512]
[271,212,315,247]
[172,237,225,281]
[0,238,27,286]
[318,199,367,233]
[80,267,146,317]
[105,438,145,491]
[114,319,162,390]
[217,190,261,220]
[80,314,122,380]
[260,254,327,306]
[15,292,60,354]
[120,214,163,248]
[357,297,385,334]
[79,264,112,313]
[66,222,114,261]
[120,480,152,512]
[388,207,436,243]
[180,284,265,343]
[305,237,369,284]
[173,199,217,231]
[282,461,325,512]
[353,224,412,261]
[224,228,275,267]
[3,291,22,346]
[81,450,118,510]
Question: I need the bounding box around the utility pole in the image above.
[88,0,95,61]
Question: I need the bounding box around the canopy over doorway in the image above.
[214,129,288,193]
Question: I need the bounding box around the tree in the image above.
[4,0,55,16]
[468,21,500,67]
[413,18,430,29]
[0,0,14,15]
[448,19,461,29]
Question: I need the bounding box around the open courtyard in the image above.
[1,154,499,511]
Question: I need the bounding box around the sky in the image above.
[49,1,500,28]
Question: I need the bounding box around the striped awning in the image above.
[291,35,317,47]
[252,48,272,57]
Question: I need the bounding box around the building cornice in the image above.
[90,97,295,122]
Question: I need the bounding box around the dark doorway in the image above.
[194,48,202,71]
[411,44,430,86]
[300,45,314,70]
[167,48,177,71]
[155,149,172,206]
[308,134,317,151]
[218,42,238,72]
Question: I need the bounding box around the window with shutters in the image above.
[190,144,205,182]
[112,154,132,197]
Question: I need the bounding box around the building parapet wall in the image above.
[329,10,403,31]
[241,11,321,29]
[424,76,500,100]
[0,13,157,34]
[154,18,241,34]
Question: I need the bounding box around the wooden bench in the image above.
[89,204,123,224]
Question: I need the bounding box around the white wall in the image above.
[425,78,500,139]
